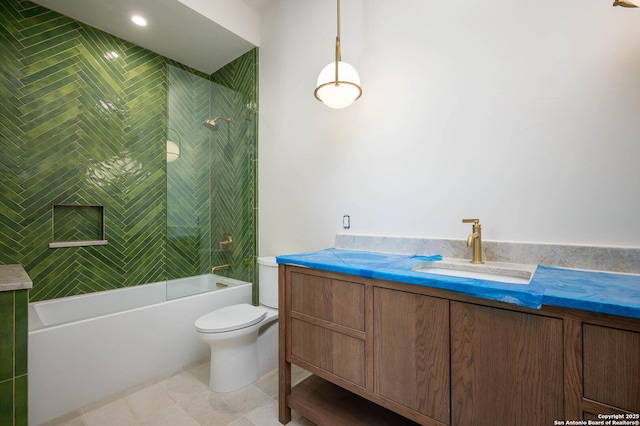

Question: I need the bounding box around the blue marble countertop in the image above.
[276,248,640,319]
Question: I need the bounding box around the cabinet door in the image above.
[373,287,450,424]
[583,324,640,412]
[450,302,564,426]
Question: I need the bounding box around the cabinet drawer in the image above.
[290,271,365,331]
[583,324,640,412]
[291,319,366,387]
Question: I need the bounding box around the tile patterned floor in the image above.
[42,361,315,426]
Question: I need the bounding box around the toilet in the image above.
[195,256,279,392]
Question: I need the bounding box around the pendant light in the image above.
[314,0,362,109]
[613,0,637,6]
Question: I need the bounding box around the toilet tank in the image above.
[258,257,278,308]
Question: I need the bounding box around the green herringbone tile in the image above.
[1,0,257,301]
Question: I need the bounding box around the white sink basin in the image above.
[412,258,536,285]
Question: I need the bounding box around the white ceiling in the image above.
[241,0,276,12]
[31,0,274,74]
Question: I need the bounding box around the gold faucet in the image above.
[462,219,484,264]
[210,264,230,274]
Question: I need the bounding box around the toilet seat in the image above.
[195,304,266,333]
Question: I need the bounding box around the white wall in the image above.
[258,0,640,257]
[178,0,260,45]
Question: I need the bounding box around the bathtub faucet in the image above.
[211,264,230,274]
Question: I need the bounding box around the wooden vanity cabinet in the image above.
[279,264,640,426]
[280,266,437,425]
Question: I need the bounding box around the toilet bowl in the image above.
[195,256,279,392]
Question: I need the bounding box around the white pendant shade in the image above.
[314,0,362,109]
[315,61,362,109]
[166,140,180,162]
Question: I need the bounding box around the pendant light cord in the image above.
[334,0,341,84]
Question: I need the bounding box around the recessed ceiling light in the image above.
[131,15,147,26]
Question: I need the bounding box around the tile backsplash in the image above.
[336,234,640,274]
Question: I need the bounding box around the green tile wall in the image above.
[0,0,165,301]
[166,66,212,279]
[0,1,257,423]
[210,49,259,289]
[0,290,28,426]
[0,0,258,302]
[166,52,258,291]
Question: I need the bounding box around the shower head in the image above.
[204,117,232,131]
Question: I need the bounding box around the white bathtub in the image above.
[28,274,253,425]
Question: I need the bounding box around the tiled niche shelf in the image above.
[49,204,108,248]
